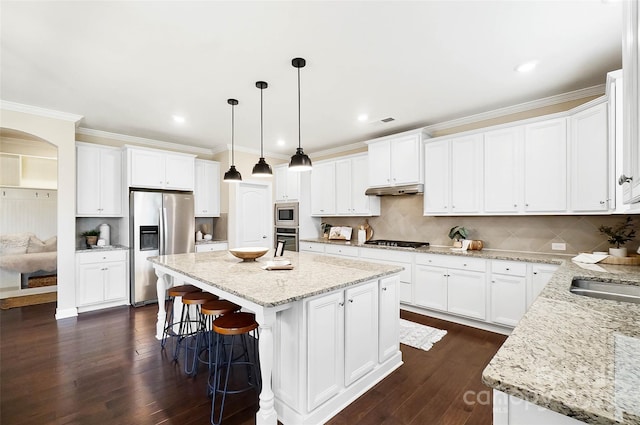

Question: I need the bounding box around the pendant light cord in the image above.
[297,65,301,150]
[231,103,235,165]
[260,86,264,157]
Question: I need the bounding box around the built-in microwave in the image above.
[274,202,299,227]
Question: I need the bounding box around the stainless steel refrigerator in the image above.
[130,190,195,306]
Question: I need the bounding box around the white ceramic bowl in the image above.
[228,247,269,262]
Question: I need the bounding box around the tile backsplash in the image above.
[322,195,639,255]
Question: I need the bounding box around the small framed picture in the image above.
[275,240,286,257]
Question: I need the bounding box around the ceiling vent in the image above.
[380,117,395,123]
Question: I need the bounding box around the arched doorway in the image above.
[0,129,58,303]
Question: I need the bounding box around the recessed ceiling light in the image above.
[357,114,369,122]
[515,61,538,73]
[277,139,285,146]
[172,115,185,123]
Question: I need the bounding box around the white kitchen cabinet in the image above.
[423,139,450,214]
[344,280,378,386]
[622,0,640,204]
[450,135,483,213]
[335,155,380,216]
[523,118,567,212]
[414,254,486,320]
[126,146,195,191]
[569,101,610,212]
[195,242,228,253]
[493,390,586,425]
[310,161,336,215]
[299,241,326,254]
[489,260,527,327]
[76,143,123,216]
[194,159,220,217]
[378,275,399,363]
[367,130,426,188]
[484,127,523,213]
[76,250,128,312]
[423,135,482,215]
[274,164,299,202]
[325,244,359,258]
[528,263,559,308]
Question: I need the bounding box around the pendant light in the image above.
[223,98,242,182]
[252,81,273,177]
[288,57,312,171]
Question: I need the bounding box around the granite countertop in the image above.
[195,239,228,245]
[482,260,640,425]
[300,237,568,265]
[149,250,403,307]
[76,244,129,253]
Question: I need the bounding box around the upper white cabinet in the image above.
[569,101,610,212]
[126,146,195,191]
[274,164,299,202]
[312,154,380,217]
[367,130,427,188]
[622,1,640,203]
[194,159,220,217]
[424,135,483,215]
[76,142,123,217]
[523,118,567,212]
[484,127,523,213]
[310,161,336,216]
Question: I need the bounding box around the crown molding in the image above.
[423,84,606,134]
[308,140,367,157]
[1,100,83,124]
[77,127,213,155]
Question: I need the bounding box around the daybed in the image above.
[0,233,57,290]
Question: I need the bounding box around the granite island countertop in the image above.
[76,244,129,253]
[149,250,403,307]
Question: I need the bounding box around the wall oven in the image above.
[274,226,299,252]
[274,202,299,227]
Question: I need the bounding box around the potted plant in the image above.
[598,216,636,257]
[81,229,100,247]
[448,226,468,248]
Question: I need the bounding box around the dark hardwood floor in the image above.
[0,304,506,425]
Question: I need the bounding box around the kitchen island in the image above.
[149,250,403,425]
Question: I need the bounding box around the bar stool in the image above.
[160,284,201,350]
[194,300,242,378]
[177,291,219,374]
[209,312,261,425]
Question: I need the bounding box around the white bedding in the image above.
[0,251,57,274]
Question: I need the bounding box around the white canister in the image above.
[196,230,203,241]
[99,223,110,246]
[357,229,366,245]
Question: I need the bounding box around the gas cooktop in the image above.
[364,239,429,249]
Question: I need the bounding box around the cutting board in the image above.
[600,254,640,266]
[362,219,373,241]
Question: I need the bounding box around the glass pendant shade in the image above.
[289,57,312,172]
[223,98,242,183]
[252,81,272,177]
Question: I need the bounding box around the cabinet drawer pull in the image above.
[382,287,387,291]
[505,268,510,271]
[348,299,354,303]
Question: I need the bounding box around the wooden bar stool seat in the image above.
[209,312,260,425]
[161,285,201,350]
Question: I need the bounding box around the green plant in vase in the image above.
[81,229,100,247]
[448,226,468,248]
[598,216,636,257]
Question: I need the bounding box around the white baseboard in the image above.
[55,307,78,320]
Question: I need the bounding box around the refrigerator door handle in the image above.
[159,207,167,255]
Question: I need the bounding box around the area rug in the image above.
[399,318,447,352]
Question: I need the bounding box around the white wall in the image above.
[0,103,82,319]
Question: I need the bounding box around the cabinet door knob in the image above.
[382,287,387,291]
[339,302,344,307]
[533,271,538,275]
[618,174,633,185]
[514,204,517,207]
[599,201,605,205]
[348,299,354,303]
[505,268,510,271]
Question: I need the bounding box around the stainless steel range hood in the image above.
[365,184,424,196]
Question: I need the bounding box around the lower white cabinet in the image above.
[414,254,486,320]
[76,250,128,311]
[378,276,399,363]
[359,247,413,304]
[490,260,527,327]
[299,241,326,254]
[529,263,559,307]
[493,390,586,425]
[195,242,228,253]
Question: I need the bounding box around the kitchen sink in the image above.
[570,279,640,304]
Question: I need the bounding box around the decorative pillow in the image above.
[27,235,57,253]
[0,233,33,255]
